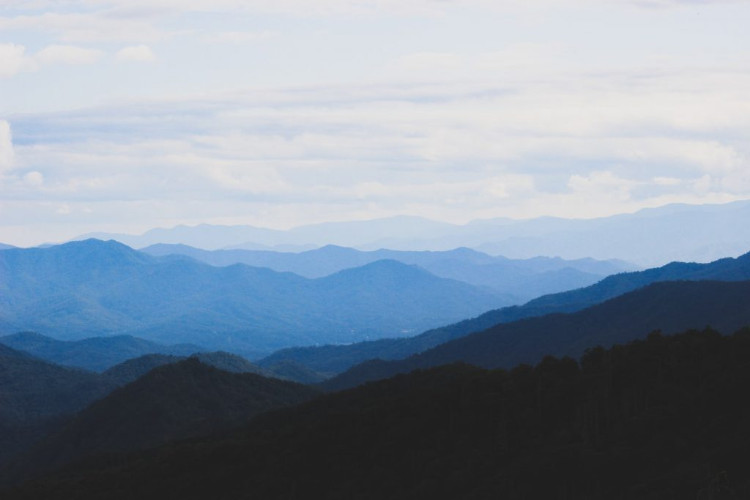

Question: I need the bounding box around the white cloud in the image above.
[35,44,104,65]
[0,11,165,43]
[115,44,156,62]
[393,52,463,73]
[0,43,36,78]
[23,171,45,186]
[203,30,278,44]
[2,0,749,245]
[0,121,14,171]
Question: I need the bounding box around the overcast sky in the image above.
[1,0,749,246]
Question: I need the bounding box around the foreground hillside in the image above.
[0,239,509,355]
[323,279,750,390]
[7,328,750,499]
[262,250,750,374]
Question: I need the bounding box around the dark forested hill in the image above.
[322,279,750,391]
[7,328,750,499]
[0,240,509,355]
[3,359,319,486]
[261,250,750,374]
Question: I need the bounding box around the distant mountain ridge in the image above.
[142,244,633,302]
[260,249,750,374]
[78,199,750,266]
[0,240,509,355]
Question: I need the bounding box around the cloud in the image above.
[35,44,104,65]
[23,171,45,186]
[0,43,36,78]
[0,11,165,43]
[116,45,156,62]
[203,30,279,44]
[2,0,749,246]
[0,121,14,171]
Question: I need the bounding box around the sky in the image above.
[1,0,749,246]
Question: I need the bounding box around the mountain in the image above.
[101,353,183,386]
[3,359,319,485]
[321,279,750,391]
[0,348,313,471]
[7,328,750,499]
[79,216,457,251]
[0,348,114,467]
[80,199,750,266]
[141,244,633,302]
[0,352,112,426]
[260,249,750,374]
[0,240,509,355]
[0,332,202,372]
[101,351,325,386]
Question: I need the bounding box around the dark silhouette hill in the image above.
[3,359,319,485]
[6,328,750,499]
[0,332,202,372]
[322,279,750,391]
[0,239,508,355]
[261,250,750,374]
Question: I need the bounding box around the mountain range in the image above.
[78,199,750,266]
[260,249,750,374]
[322,279,750,391]
[141,244,632,302]
[0,240,511,356]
